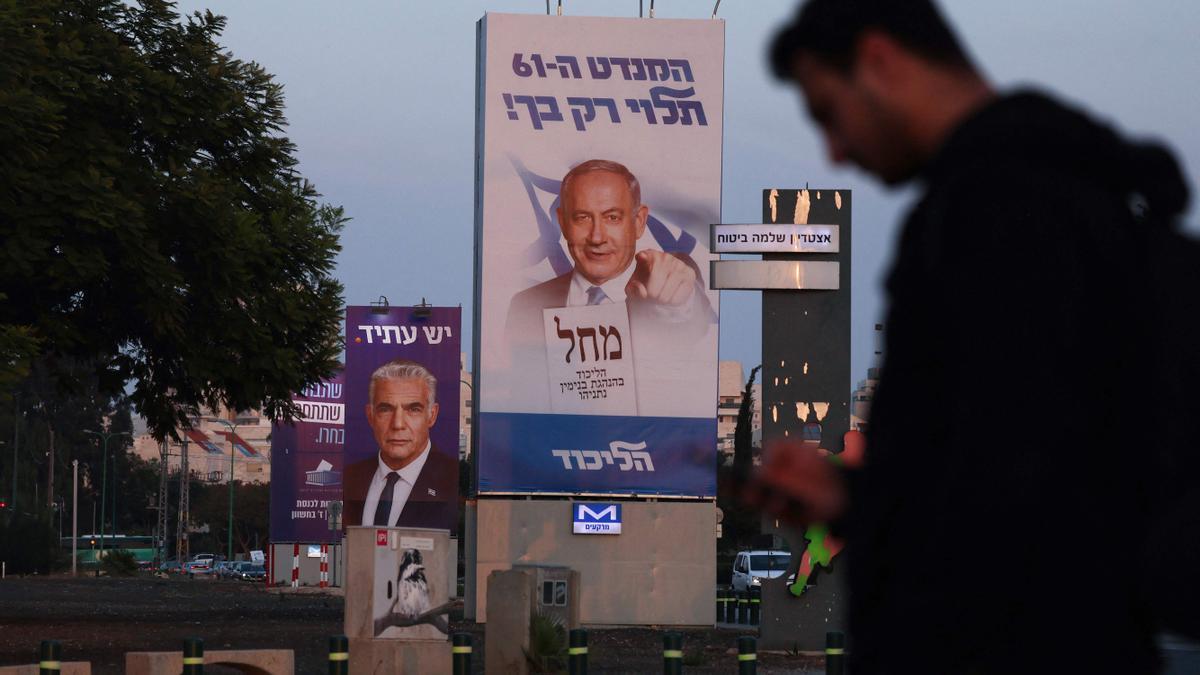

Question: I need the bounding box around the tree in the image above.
[0,0,345,438]
[188,479,268,557]
[732,365,761,478]
[718,365,762,552]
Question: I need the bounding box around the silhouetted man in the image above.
[754,1,1191,673]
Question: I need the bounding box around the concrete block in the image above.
[347,638,450,675]
[124,649,293,675]
[485,569,533,675]
[0,663,89,675]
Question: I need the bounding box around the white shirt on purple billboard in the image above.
[362,441,431,527]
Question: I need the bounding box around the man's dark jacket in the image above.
[845,91,1192,674]
[342,445,458,531]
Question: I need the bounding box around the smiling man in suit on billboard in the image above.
[504,158,713,348]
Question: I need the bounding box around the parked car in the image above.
[730,550,792,592]
[218,561,251,579]
[238,563,266,582]
[185,553,223,576]
[158,560,182,574]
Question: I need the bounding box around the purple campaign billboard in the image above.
[270,372,345,543]
[343,306,460,533]
[473,14,722,496]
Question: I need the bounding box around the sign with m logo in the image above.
[573,502,622,535]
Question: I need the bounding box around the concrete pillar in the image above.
[485,569,534,675]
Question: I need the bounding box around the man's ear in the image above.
[634,204,648,239]
[428,402,440,427]
[854,29,907,96]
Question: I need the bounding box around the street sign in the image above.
[711,224,840,254]
[572,502,622,535]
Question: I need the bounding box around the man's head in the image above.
[365,359,439,471]
[770,0,989,184]
[557,159,649,286]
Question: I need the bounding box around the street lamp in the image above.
[211,418,238,562]
[83,429,130,560]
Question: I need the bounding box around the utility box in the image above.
[514,564,581,630]
[344,526,452,674]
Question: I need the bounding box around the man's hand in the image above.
[742,434,862,527]
[625,250,697,306]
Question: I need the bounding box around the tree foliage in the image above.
[0,511,62,574]
[733,365,761,477]
[188,479,269,557]
[0,0,345,438]
[101,547,139,575]
[717,365,762,555]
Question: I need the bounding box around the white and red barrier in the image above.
[291,543,299,589]
[319,544,329,588]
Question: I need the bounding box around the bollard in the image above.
[737,636,757,675]
[568,628,588,675]
[721,589,732,624]
[663,631,683,675]
[826,631,846,675]
[183,637,204,675]
[39,640,61,675]
[749,586,761,625]
[452,632,472,675]
[328,635,348,675]
[737,591,749,624]
[716,588,724,624]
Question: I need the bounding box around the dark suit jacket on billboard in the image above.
[504,254,715,350]
[342,445,457,531]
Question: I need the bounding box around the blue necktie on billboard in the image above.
[586,286,609,305]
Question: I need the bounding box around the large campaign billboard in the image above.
[474,14,722,496]
[270,372,346,543]
[344,306,461,532]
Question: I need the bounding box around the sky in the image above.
[177,0,1200,386]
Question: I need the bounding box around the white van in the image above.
[731,549,791,592]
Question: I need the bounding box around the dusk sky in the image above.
[178,0,1200,385]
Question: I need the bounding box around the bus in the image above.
[62,534,158,569]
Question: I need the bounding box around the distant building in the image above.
[851,367,879,433]
[131,406,272,484]
[460,352,473,461]
[851,324,885,432]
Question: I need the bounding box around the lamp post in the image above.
[83,429,130,559]
[211,419,238,562]
[72,460,78,577]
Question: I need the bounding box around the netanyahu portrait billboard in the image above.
[474,13,722,496]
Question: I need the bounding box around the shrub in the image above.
[0,513,62,574]
[101,549,139,576]
[525,612,567,673]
